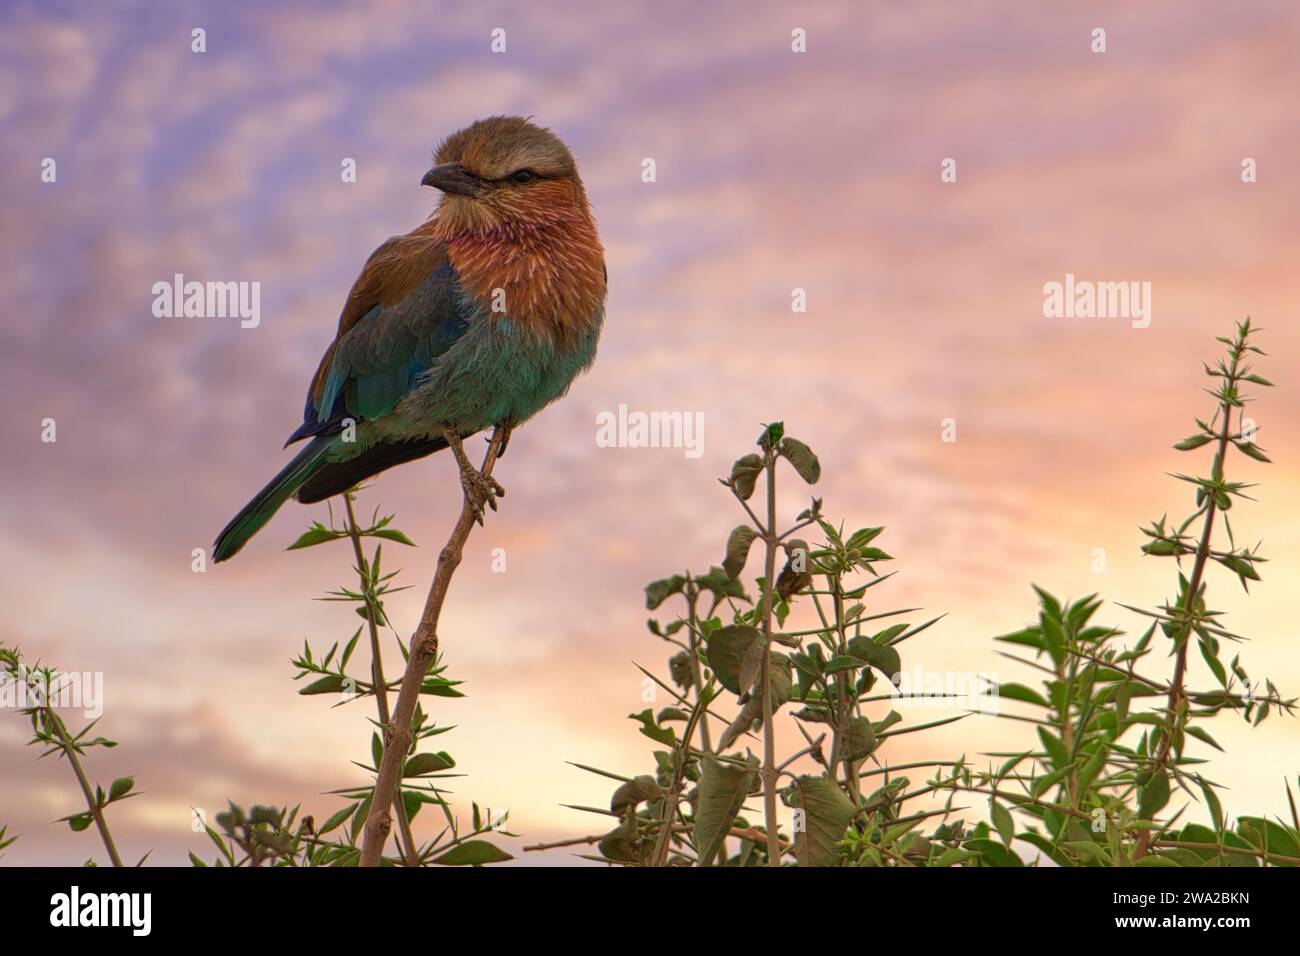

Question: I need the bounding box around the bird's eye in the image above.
[509,169,535,184]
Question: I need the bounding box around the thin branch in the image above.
[758,448,782,865]
[342,491,418,867]
[1135,340,1240,860]
[46,710,124,867]
[359,424,509,867]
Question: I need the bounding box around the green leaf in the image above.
[431,840,514,866]
[934,847,977,867]
[402,789,422,822]
[1030,764,1074,799]
[846,636,900,682]
[298,674,347,696]
[793,775,856,867]
[843,717,877,761]
[1032,585,1063,621]
[759,422,785,450]
[1039,610,1065,668]
[419,676,465,698]
[990,798,1015,846]
[403,752,455,776]
[846,527,884,550]
[1236,441,1272,463]
[1074,745,1110,796]
[368,528,416,546]
[694,565,752,603]
[707,624,762,695]
[1217,554,1261,582]
[286,525,345,550]
[965,837,1024,867]
[778,438,821,484]
[628,708,676,746]
[1135,854,1181,867]
[995,683,1050,708]
[108,776,134,801]
[729,454,764,500]
[717,655,793,750]
[1037,727,1068,769]
[993,627,1043,650]
[1237,816,1300,862]
[644,575,686,611]
[610,775,666,813]
[1138,768,1171,821]
[597,815,641,864]
[823,655,863,674]
[1198,779,1223,831]
[1064,840,1112,865]
[1198,637,1227,687]
[317,802,358,835]
[695,753,759,865]
[723,525,759,581]
[1143,538,1183,557]
[1173,434,1213,451]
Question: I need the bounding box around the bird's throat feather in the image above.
[436,212,605,348]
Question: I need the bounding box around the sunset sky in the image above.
[3,0,1299,865]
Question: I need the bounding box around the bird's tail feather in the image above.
[213,437,333,562]
[295,436,448,503]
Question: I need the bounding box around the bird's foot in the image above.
[461,467,505,526]
[444,426,506,525]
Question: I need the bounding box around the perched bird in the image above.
[213,116,606,561]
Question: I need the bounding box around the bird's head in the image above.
[423,116,589,235]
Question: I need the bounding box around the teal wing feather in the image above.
[287,238,472,444]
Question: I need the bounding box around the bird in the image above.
[213,116,607,562]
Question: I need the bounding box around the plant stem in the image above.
[1133,345,1240,860]
[650,697,706,866]
[683,578,713,753]
[758,448,781,866]
[342,491,419,867]
[359,424,509,867]
[829,574,862,802]
[47,710,124,867]
[1058,652,1078,808]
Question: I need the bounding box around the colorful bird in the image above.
[213,116,606,561]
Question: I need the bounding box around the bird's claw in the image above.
[461,468,505,525]
[491,421,515,459]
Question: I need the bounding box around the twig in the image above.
[523,833,602,852]
[650,693,708,866]
[525,825,792,856]
[342,492,419,866]
[46,710,124,867]
[777,733,826,774]
[1134,342,1240,860]
[359,424,509,867]
[758,448,782,865]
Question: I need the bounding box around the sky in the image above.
[2,0,1299,866]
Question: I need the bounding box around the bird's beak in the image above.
[421,162,482,197]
